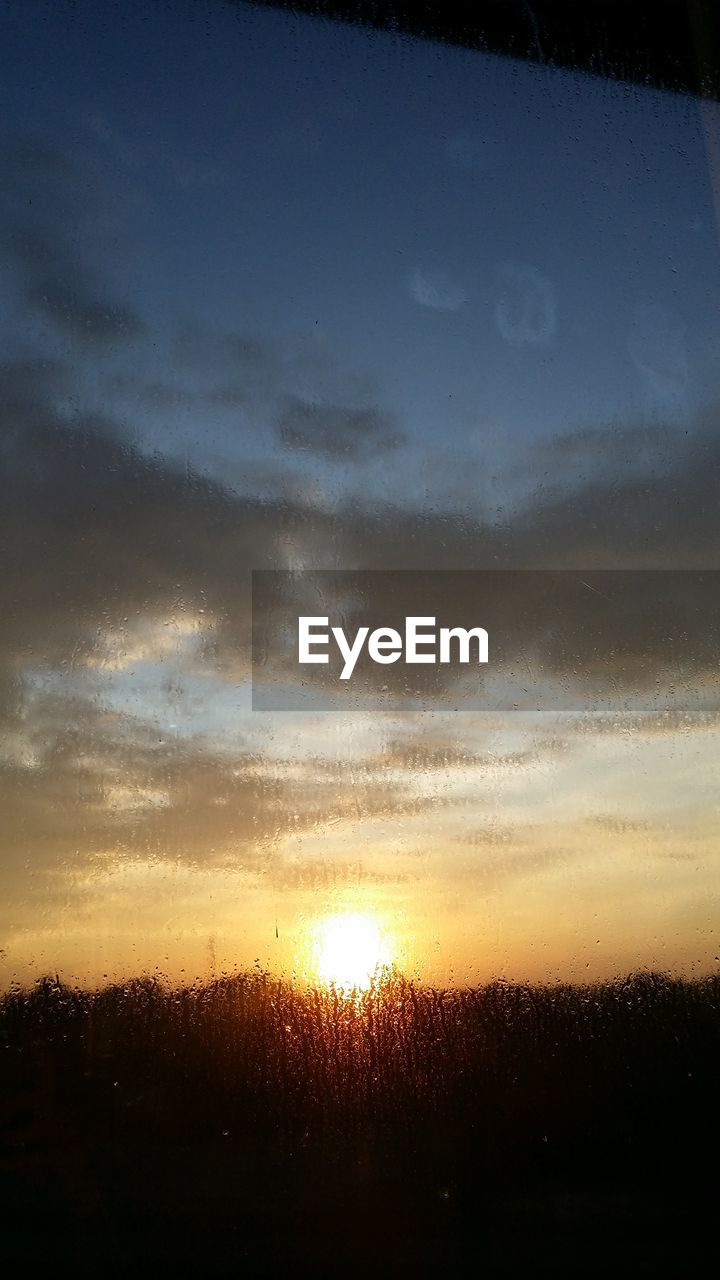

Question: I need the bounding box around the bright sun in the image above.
[314,912,392,991]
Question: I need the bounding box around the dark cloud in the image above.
[27,279,143,343]
[174,329,283,403]
[104,374,201,411]
[165,327,404,463]
[515,421,679,484]
[276,396,405,460]
[252,565,720,709]
[4,349,720,705]
[0,139,144,346]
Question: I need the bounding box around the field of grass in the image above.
[2,971,718,1275]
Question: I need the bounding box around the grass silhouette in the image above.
[2,970,718,1274]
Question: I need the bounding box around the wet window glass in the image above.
[2,2,719,1272]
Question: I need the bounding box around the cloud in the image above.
[522,421,677,470]
[162,326,405,473]
[251,563,720,708]
[275,396,405,460]
[4,347,720,713]
[27,278,143,343]
[0,139,144,346]
[0,685,433,880]
[1,219,720,898]
[104,374,202,411]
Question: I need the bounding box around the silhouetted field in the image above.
[2,971,718,1275]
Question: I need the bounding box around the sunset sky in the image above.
[1,0,719,989]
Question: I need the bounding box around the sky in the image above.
[1,0,720,988]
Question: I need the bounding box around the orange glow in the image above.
[312,912,393,991]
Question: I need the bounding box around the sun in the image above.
[313,912,392,991]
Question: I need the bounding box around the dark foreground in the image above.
[1,971,718,1276]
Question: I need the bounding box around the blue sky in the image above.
[3,0,719,513]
